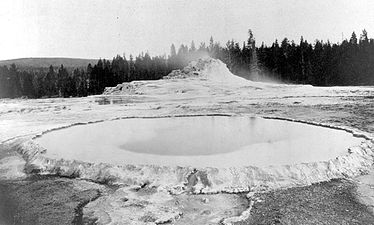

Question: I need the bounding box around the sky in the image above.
[1,0,374,60]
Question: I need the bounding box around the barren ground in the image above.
[0,60,373,224]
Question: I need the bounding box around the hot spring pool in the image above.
[35,116,365,168]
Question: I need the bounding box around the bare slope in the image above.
[0,57,98,69]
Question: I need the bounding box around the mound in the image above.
[103,57,263,95]
[164,57,248,84]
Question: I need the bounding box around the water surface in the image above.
[35,116,364,167]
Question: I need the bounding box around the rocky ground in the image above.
[0,58,373,224]
[0,176,103,225]
[240,179,374,225]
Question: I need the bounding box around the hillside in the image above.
[0,57,98,69]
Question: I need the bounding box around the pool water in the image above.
[35,116,364,167]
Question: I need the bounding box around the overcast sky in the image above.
[1,0,374,60]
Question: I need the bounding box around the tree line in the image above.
[0,54,170,98]
[0,31,257,98]
[257,30,374,85]
[0,29,373,98]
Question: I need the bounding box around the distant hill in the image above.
[0,57,99,69]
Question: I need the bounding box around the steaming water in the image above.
[35,116,364,167]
